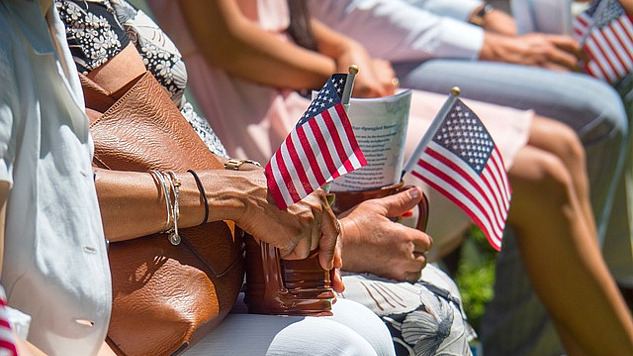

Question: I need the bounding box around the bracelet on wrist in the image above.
[471,2,494,27]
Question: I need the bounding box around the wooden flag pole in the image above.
[401,87,461,179]
[341,65,358,111]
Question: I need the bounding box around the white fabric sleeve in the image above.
[309,0,484,62]
[403,0,484,21]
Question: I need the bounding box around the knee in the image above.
[517,152,574,206]
[552,123,587,168]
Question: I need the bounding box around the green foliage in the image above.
[454,227,497,331]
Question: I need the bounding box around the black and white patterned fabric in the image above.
[339,264,477,356]
[55,0,228,157]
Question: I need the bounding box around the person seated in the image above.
[55,0,475,354]
[307,1,633,354]
[140,0,633,354]
[0,0,396,355]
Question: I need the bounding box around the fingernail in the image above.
[408,187,419,199]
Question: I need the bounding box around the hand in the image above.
[226,169,340,271]
[370,58,397,96]
[335,41,395,98]
[480,32,583,71]
[482,9,518,36]
[337,187,432,282]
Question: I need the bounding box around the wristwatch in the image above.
[224,158,262,170]
[470,2,494,27]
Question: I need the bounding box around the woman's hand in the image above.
[337,187,432,282]
[480,32,583,71]
[205,168,340,272]
[335,40,396,98]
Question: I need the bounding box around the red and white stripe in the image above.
[411,142,511,251]
[574,12,633,83]
[266,103,366,210]
[0,297,17,356]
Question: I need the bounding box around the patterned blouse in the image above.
[55,0,228,157]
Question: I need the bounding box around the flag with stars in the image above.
[410,99,511,250]
[573,0,633,84]
[265,74,367,210]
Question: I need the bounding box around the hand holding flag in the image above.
[265,73,367,210]
[403,88,511,251]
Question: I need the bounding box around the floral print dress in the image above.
[55,0,228,157]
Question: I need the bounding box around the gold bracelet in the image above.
[224,158,262,170]
[165,171,182,246]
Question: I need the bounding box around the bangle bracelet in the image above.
[150,170,173,234]
[224,158,261,170]
[165,171,181,246]
[471,2,493,26]
[188,170,209,226]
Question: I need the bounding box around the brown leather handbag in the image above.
[81,71,244,356]
[244,237,336,316]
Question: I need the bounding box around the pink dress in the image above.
[147,0,532,255]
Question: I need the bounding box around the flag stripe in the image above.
[606,22,633,69]
[612,19,633,63]
[486,149,512,209]
[589,31,620,81]
[411,163,503,250]
[266,151,296,209]
[334,104,367,168]
[424,147,507,230]
[595,28,627,77]
[415,147,505,237]
[585,37,616,81]
[321,108,355,175]
[601,26,629,76]
[280,138,310,198]
[575,8,633,84]
[295,124,327,184]
[308,116,339,177]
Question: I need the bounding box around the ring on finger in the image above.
[391,77,400,88]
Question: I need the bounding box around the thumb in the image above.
[376,186,423,217]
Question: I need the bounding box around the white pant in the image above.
[184,298,395,355]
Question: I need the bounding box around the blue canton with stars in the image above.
[432,99,494,175]
[586,0,625,27]
[297,74,347,128]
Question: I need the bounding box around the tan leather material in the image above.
[86,43,147,95]
[330,181,430,231]
[82,71,244,356]
[243,236,335,316]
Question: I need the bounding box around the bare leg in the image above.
[527,116,598,240]
[507,145,633,355]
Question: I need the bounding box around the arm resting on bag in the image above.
[94,167,341,271]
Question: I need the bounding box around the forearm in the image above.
[178,0,335,90]
[94,169,246,241]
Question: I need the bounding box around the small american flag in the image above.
[265,74,366,210]
[573,0,633,84]
[0,294,17,356]
[410,99,511,250]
